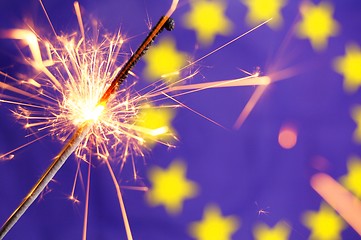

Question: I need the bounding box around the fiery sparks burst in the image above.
[0,0,274,239]
[1,8,176,166]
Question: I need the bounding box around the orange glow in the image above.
[68,195,80,204]
[311,173,361,235]
[234,85,267,129]
[278,124,297,149]
[311,155,330,171]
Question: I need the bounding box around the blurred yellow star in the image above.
[351,105,361,143]
[253,221,290,240]
[241,0,286,29]
[302,203,346,240]
[334,43,361,93]
[143,37,187,82]
[135,102,176,148]
[296,2,339,51]
[146,160,198,214]
[189,205,240,240]
[183,0,233,46]
[340,156,361,198]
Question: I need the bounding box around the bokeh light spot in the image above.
[278,123,298,149]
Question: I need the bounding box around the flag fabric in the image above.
[0,0,360,239]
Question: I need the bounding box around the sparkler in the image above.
[0,1,178,239]
[0,0,272,239]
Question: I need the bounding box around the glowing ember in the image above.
[311,173,361,235]
[278,123,298,149]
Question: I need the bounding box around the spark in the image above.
[278,123,298,149]
[255,202,270,216]
[311,173,361,235]
[234,85,268,129]
[258,209,270,216]
[0,0,273,239]
[82,155,91,240]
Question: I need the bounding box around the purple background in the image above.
[0,0,360,239]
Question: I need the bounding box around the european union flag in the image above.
[0,0,360,239]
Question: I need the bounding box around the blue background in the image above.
[0,0,360,239]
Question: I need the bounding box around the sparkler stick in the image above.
[0,1,179,239]
[99,4,176,104]
[0,122,92,239]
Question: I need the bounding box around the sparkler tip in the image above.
[165,18,175,31]
[87,104,105,122]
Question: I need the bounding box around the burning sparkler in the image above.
[0,1,178,238]
[0,0,271,239]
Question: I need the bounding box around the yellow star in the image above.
[253,221,290,240]
[183,0,233,46]
[241,0,286,29]
[146,160,198,214]
[296,2,339,51]
[334,43,361,93]
[302,203,346,240]
[135,102,176,148]
[340,156,361,198]
[189,205,240,240]
[143,37,187,82]
[351,105,361,143]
